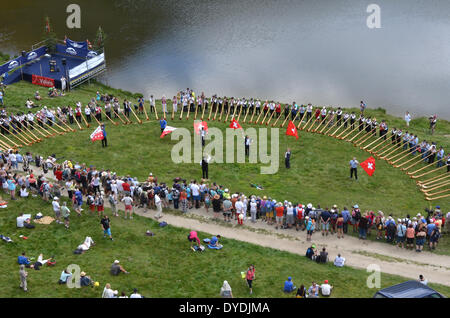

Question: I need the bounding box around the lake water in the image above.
[1,0,449,119]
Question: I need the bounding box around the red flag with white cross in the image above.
[360,156,376,176]
[286,120,299,139]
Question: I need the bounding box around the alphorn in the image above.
[153,104,159,120]
[426,188,450,197]
[367,137,390,153]
[1,132,22,147]
[30,122,51,138]
[259,109,270,126]
[421,177,450,189]
[80,112,89,128]
[363,134,385,150]
[254,106,264,124]
[92,113,102,126]
[43,120,65,135]
[236,105,244,122]
[9,125,32,145]
[72,114,83,130]
[102,109,118,126]
[400,152,434,170]
[59,118,76,133]
[143,101,150,121]
[230,104,238,122]
[22,124,42,141]
[313,113,330,133]
[212,103,219,121]
[299,112,313,130]
[340,122,365,140]
[186,102,192,121]
[243,107,251,124]
[130,106,142,124]
[280,107,291,128]
[249,106,256,124]
[179,103,185,120]
[410,165,447,179]
[324,116,341,135]
[171,101,175,121]
[426,192,450,201]
[335,120,354,138]
[347,127,367,143]
[387,147,413,162]
[425,188,450,198]
[377,141,401,158]
[306,114,320,132]
[0,137,14,150]
[422,181,450,194]
[12,125,35,144]
[194,101,199,120]
[318,114,334,134]
[207,102,214,121]
[112,108,126,125]
[50,118,69,132]
[16,124,39,143]
[418,173,450,185]
[283,111,301,128]
[355,129,376,146]
[390,149,415,165]
[264,110,275,126]
[330,119,348,137]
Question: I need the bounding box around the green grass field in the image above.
[2,81,446,218]
[1,195,449,298]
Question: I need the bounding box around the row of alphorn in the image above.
[1,103,447,201]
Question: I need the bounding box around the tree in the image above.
[94,26,107,51]
[42,16,58,53]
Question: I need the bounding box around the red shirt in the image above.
[276,206,284,217]
[122,182,130,192]
[246,268,255,280]
[54,170,63,181]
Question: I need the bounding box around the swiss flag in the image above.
[194,121,208,135]
[360,156,376,176]
[160,126,177,138]
[286,121,298,139]
[90,126,104,142]
[230,119,242,130]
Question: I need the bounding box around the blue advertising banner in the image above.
[56,43,98,60]
[66,38,88,50]
[0,46,47,76]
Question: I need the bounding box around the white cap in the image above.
[114,260,119,264]
[54,197,59,200]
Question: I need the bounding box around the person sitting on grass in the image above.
[320,280,333,297]
[80,272,93,287]
[296,285,306,298]
[110,260,129,275]
[59,268,72,284]
[317,247,328,264]
[34,91,41,101]
[333,254,345,267]
[102,283,118,298]
[307,282,319,298]
[130,288,143,298]
[220,281,233,298]
[305,244,318,261]
[208,235,222,249]
[283,277,297,293]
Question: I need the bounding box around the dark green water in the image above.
[1,0,449,119]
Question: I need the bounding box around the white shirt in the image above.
[235,201,244,214]
[52,201,60,212]
[191,184,200,196]
[320,284,332,296]
[17,216,27,228]
[20,188,29,197]
[154,194,161,205]
[130,293,143,298]
[334,256,345,267]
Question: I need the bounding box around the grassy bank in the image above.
[1,195,449,298]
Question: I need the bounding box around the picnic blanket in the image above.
[33,216,55,225]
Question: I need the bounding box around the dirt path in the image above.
[33,165,450,287]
